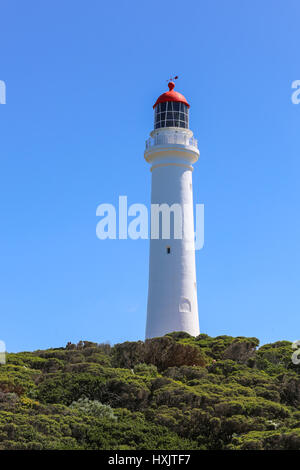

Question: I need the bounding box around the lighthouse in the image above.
[145,80,200,339]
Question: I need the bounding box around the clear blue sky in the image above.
[0,0,299,352]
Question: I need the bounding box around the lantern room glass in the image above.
[154,102,189,129]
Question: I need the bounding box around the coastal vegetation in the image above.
[1,333,300,450]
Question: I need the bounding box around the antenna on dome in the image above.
[166,75,179,83]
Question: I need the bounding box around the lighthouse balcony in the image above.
[145,132,198,150]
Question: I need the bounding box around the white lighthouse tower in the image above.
[145,80,200,339]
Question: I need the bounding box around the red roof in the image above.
[153,82,190,109]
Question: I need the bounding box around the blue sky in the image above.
[0,0,299,352]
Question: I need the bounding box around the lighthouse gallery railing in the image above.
[145,133,198,150]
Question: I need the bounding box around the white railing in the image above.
[145,133,198,149]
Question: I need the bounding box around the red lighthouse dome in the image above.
[153,81,190,109]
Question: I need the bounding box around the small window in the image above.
[166,246,171,254]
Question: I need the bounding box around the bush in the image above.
[133,363,158,377]
[70,398,117,420]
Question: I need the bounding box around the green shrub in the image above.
[70,398,117,420]
[133,363,158,377]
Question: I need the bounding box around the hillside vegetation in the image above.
[1,333,300,450]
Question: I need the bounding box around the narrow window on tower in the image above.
[166,246,171,254]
